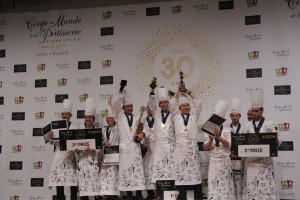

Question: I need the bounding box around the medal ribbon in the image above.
[215,125,223,147]
[230,123,241,134]
[252,117,265,134]
[161,111,170,124]
[147,116,154,128]
[125,114,133,128]
[106,127,111,140]
[181,114,190,127]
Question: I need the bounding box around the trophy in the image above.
[119,80,127,92]
[179,71,186,92]
[149,77,157,89]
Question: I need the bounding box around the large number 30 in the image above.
[160,56,194,79]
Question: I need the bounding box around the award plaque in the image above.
[41,123,51,144]
[201,114,226,136]
[103,145,119,165]
[59,129,102,151]
[156,180,194,200]
[42,120,67,144]
[231,132,278,157]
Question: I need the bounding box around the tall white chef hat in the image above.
[251,90,264,108]
[178,93,190,106]
[231,98,241,114]
[106,106,115,118]
[157,87,169,102]
[85,98,96,116]
[62,99,73,114]
[122,89,132,106]
[213,100,229,118]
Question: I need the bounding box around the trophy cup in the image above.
[149,77,157,89]
[179,71,186,92]
[119,80,127,92]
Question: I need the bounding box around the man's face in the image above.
[179,103,191,115]
[230,113,241,124]
[61,112,72,121]
[123,104,133,115]
[247,109,253,121]
[251,108,263,121]
[106,117,115,127]
[84,115,95,127]
[159,100,169,112]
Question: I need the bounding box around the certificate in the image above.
[231,132,278,157]
[201,114,226,136]
[103,145,119,165]
[59,129,102,151]
[41,120,67,144]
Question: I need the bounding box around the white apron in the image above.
[100,125,120,196]
[174,138,202,185]
[48,124,77,186]
[143,128,156,190]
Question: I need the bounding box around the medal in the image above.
[184,126,188,131]
[129,127,132,132]
[150,128,154,132]
[161,124,165,129]
[215,147,219,152]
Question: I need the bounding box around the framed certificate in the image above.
[201,114,226,136]
[59,129,102,151]
[103,145,119,165]
[231,132,278,157]
[41,120,68,144]
[41,123,51,144]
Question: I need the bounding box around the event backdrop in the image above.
[0,0,299,199]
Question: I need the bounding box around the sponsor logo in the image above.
[274,85,291,95]
[278,141,294,151]
[32,145,46,152]
[10,161,23,170]
[146,7,160,16]
[0,49,5,58]
[35,79,47,88]
[14,64,27,73]
[100,44,114,51]
[33,128,43,136]
[55,94,68,103]
[281,180,293,189]
[77,78,91,85]
[273,50,290,57]
[79,94,88,102]
[274,105,292,112]
[78,60,91,70]
[277,123,290,132]
[103,11,112,19]
[123,9,138,17]
[0,81,2,88]
[193,4,209,10]
[246,87,263,92]
[13,81,27,88]
[14,96,24,104]
[12,145,22,153]
[247,0,258,7]
[276,67,287,76]
[172,5,182,14]
[54,112,61,119]
[100,76,113,85]
[219,1,234,10]
[0,66,5,71]
[33,161,43,169]
[100,110,107,118]
[77,110,85,119]
[9,179,23,186]
[0,96,3,105]
[10,196,20,200]
[30,178,44,187]
[35,112,44,120]
[248,51,259,60]
[25,14,82,43]
[276,161,295,170]
[245,15,261,25]
[99,93,114,101]
[0,145,2,154]
[34,96,47,103]
[102,60,111,68]
[0,34,4,42]
[245,33,262,41]
[57,78,67,86]
[11,129,25,136]
[30,196,45,200]
[56,63,70,69]
[0,113,4,120]
[246,68,262,78]
[12,112,25,120]
[37,63,46,71]
[101,27,114,36]
[279,191,295,198]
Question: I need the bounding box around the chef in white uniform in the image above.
[100,99,120,199]
[242,90,281,200]
[169,83,203,200]
[76,98,102,200]
[48,99,78,200]
[112,88,146,200]
[203,100,235,200]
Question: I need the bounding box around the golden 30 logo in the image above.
[248,134,259,144]
[76,130,86,139]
